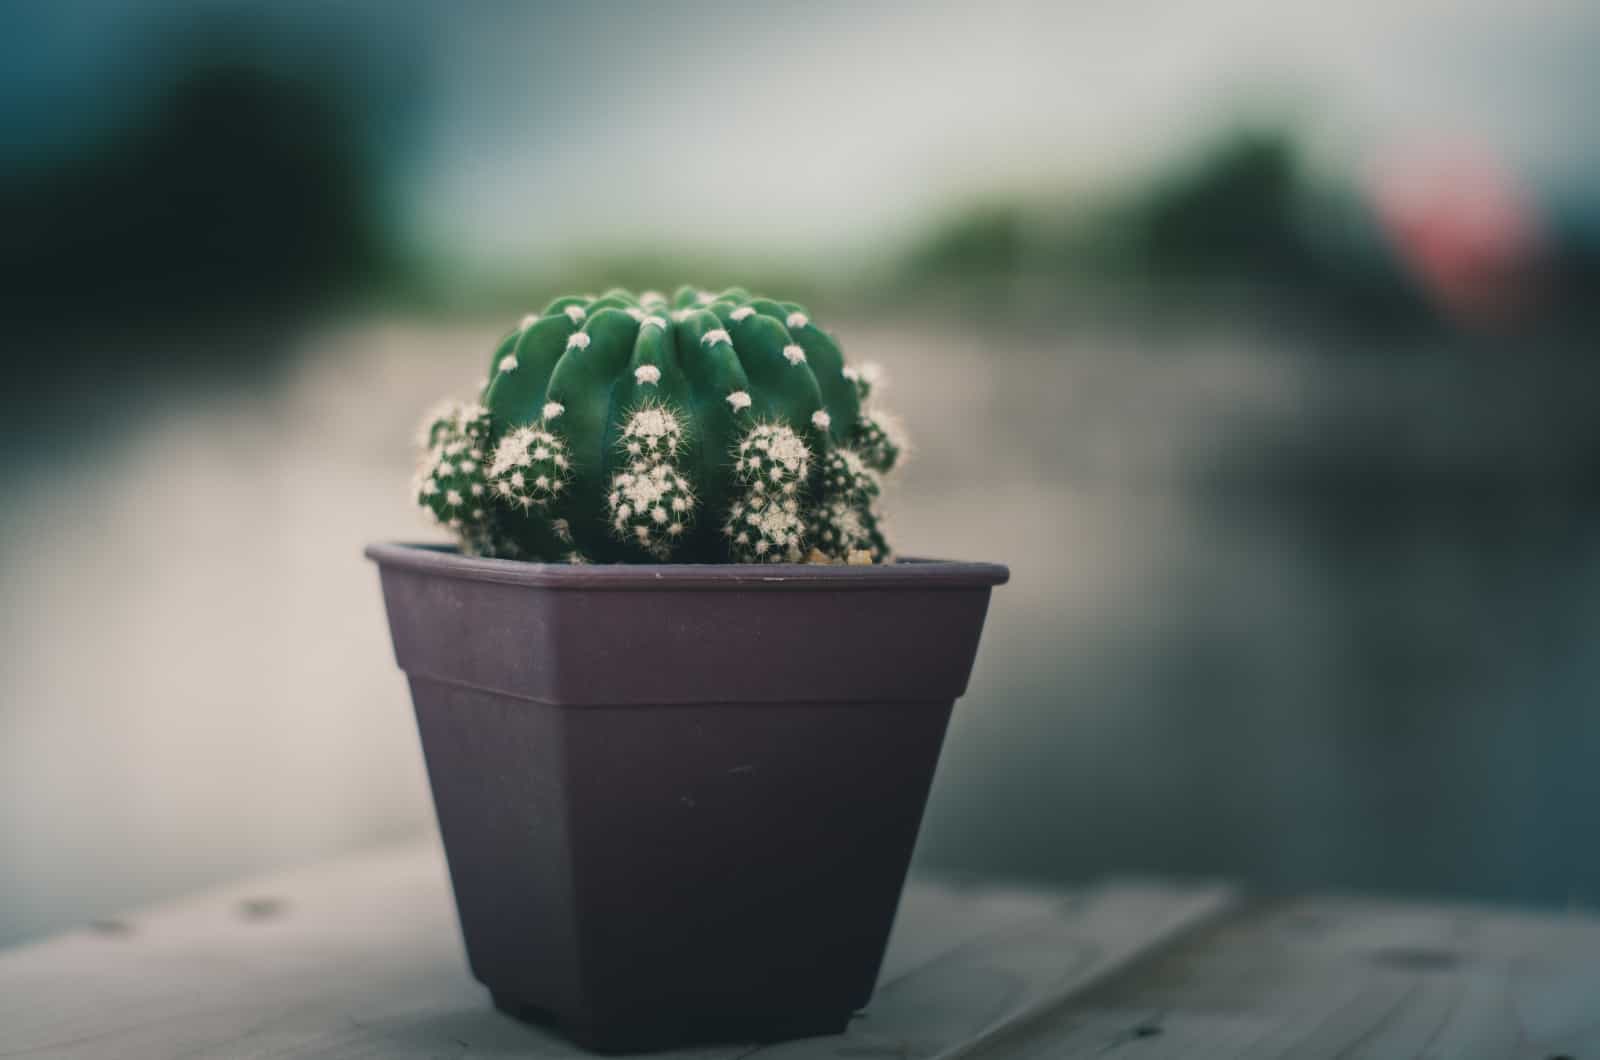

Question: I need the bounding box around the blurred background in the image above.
[3,0,1598,947]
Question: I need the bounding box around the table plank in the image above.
[952,893,1600,1059]
[0,841,1231,1059]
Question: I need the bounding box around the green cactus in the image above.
[413,286,906,564]
[413,401,492,531]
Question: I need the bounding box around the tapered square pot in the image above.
[367,543,1008,1052]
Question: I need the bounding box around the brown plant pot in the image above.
[366,542,1008,1052]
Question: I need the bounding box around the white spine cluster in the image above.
[843,360,884,401]
[413,401,493,531]
[634,364,662,385]
[489,426,570,510]
[816,347,905,564]
[820,448,879,503]
[619,404,684,462]
[416,398,465,449]
[730,306,755,321]
[807,499,884,562]
[563,305,587,323]
[851,409,904,473]
[725,423,811,563]
[606,403,696,558]
[734,422,811,487]
[608,462,695,556]
[809,445,890,563]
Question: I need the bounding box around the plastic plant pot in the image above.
[367,542,1008,1052]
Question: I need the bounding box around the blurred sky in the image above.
[6,0,1598,274]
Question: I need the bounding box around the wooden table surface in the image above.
[1,840,1596,1059]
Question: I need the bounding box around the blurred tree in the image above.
[901,201,1032,279]
[1,29,399,350]
[896,128,1439,332]
[1129,130,1307,280]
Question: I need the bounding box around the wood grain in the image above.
[0,841,1228,1059]
[953,893,1600,1059]
[10,839,1593,1059]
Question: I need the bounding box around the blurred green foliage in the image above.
[900,128,1434,329]
[1132,130,1307,278]
[1,28,398,342]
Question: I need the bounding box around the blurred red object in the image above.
[1369,144,1546,327]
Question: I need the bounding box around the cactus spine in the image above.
[413,287,906,564]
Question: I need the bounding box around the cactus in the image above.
[413,286,907,564]
[414,401,492,532]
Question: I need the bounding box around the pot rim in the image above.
[366,541,1009,592]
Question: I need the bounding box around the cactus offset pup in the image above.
[414,286,905,564]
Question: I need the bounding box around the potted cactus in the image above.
[368,287,1007,1052]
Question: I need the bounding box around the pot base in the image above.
[491,991,854,1054]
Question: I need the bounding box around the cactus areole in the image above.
[414,286,904,564]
